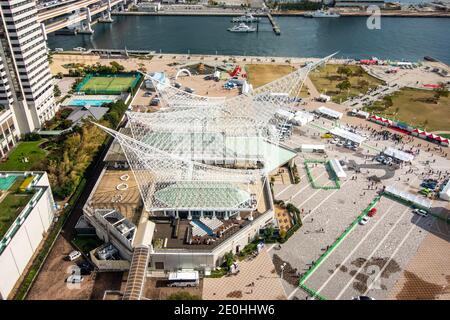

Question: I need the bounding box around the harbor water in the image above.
[47,15,450,63]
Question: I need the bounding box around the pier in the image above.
[267,12,281,35]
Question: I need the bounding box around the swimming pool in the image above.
[0,175,18,190]
[69,99,114,107]
[191,220,214,236]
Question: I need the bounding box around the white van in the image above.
[68,250,81,261]
[167,271,199,287]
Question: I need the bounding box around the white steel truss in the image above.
[98,53,336,212]
[97,123,261,212]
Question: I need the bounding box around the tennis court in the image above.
[76,73,141,95]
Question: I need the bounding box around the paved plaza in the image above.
[270,112,450,300]
[203,250,286,300]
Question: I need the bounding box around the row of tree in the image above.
[267,1,322,11]
[46,100,127,199]
[67,61,126,77]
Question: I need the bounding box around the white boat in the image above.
[304,9,341,18]
[227,23,256,33]
[231,13,261,23]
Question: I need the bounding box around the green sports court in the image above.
[76,73,141,95]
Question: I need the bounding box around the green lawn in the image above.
[364,88,450,132]
[309,64,384,103]
[0,140,47,171]
[245,64,309,98]
[0,178,33,239]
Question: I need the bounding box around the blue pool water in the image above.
[192,220,214,236]
[0,176,18,190]
[70,99,114,107]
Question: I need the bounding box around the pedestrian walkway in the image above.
[202,250,286,300]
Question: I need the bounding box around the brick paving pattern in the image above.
[202,250,286,300]
[388,226,450,300]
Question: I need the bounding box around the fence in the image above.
[304,159,340,190]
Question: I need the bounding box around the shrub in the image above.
[23,133,41,141]
[167,292,201,300]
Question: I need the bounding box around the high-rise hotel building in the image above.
[0,0,57,156]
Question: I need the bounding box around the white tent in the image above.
[315,106,343,120]
[329,159,346,179]
[383,147,414,163]
[385,185,432,209]
[301,144,325,153]
[330,127,366,145]
[292,111,314,126]
[275,109,294,121]
[439,180,450,201]
[352,109,370,119]
[241,81,252,94]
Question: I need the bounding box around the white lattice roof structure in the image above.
[97,53,336,212]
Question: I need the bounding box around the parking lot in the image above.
[269,113,450,300]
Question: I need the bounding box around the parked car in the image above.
[368,208,377,217]
[184,87,195,94]
[150,97,160,106]
[173,82,182,89]
[67,250,81,261]
[419,188,432,196]
[359,216,370,225]
[413,208,428,217]
[420,182,436,189]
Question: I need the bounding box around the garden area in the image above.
[363,87,450,132]
[0,98,129,200]
[0,140,47,171]
[0,177,34,239]
[42,108,73,131]
[72,235,103,254]
[309,64,384,103]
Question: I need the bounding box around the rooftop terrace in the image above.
[0,172,46,254]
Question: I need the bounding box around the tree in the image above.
[110,61,125,73]
[336,80,351,92]
[263,226,275,240]
[224,251,235,270]
[383,96,394,108]
[433,84,449,104]
[337,66,352,79]
[353,68,364,77]
[54,85,61,97]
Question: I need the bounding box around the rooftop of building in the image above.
[0,171,48,254]
[88,169,143,225]
[151,211,266,251]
